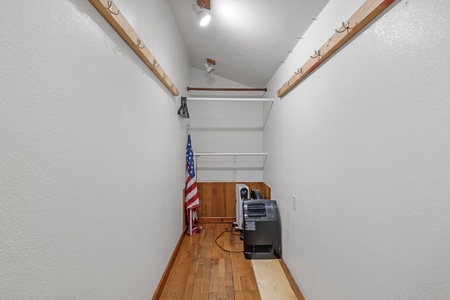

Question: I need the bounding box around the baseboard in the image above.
[279,258,306,300]
[152,225,187,300]
[198,217,235,224]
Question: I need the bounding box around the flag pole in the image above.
[195,155,197,182]
[189,209,193,236]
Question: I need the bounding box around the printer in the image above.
[243,199,281,259]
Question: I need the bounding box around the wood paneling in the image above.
[197,0,211,10]
[196,182,271,218]
[198,217,235,224]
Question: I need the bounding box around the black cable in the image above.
[214,228,244,253]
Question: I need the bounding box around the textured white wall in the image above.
[0,0,190,299]
[189,68,264,182]
[264,0,450,299]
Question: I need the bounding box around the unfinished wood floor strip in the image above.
[252,259,298,300]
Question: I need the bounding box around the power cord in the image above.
[214,228,244,253]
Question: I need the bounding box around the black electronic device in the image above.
[243,199,281,259]
[251,189,262,199]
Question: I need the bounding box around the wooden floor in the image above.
[158,223,304,300]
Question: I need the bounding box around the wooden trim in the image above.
[279,259,306,300]
[198,217,235,224]
[197,0,210,10]
[89,0,179,96]
[152,225,187,300]
[187,87,267,92]
[277,0,395,98]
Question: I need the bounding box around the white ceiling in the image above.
[166,0,330,87]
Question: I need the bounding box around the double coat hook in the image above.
[107,1,120,15]
[335,21,353,33]
[310,50,321,59]
[136,38,145,49]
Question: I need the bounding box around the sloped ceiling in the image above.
[166,0,330,87]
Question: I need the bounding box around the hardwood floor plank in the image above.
[189,258,213,299]
[231,253,259,292]
[191,277,205,299]
[235,290,261,300]
[158,224,302,300]
[218,258,226,278]
[182,258,199,299]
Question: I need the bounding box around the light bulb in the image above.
[198,10,211,27]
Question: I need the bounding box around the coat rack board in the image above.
[89,0,179,96]
[277,0,395,98]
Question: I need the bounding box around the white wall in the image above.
[0,0,190,299]
[264,0,450,299]
[189,68,265,182]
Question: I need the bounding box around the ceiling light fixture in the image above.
[192,2,211,27]
[205,58,215,74]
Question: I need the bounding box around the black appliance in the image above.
[251,189,262,199]
[243,199,281,259]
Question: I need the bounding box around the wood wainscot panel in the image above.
[197,182,272,221]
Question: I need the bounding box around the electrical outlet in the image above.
[292,194,297,211]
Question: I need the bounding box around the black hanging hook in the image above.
[177,97,190,118]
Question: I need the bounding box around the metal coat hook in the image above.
[294,68,303,75]
[284,81,290,87]
[136,38,145,49]
[107,1,120,15]
[310,50,321,59]
[163,73,167,79]
[152,59,159,68]
[335,21,353,33]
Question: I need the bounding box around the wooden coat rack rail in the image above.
[277,0,395,98]
[89,0,179,96]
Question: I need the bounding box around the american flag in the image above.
[185,134,201,235]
